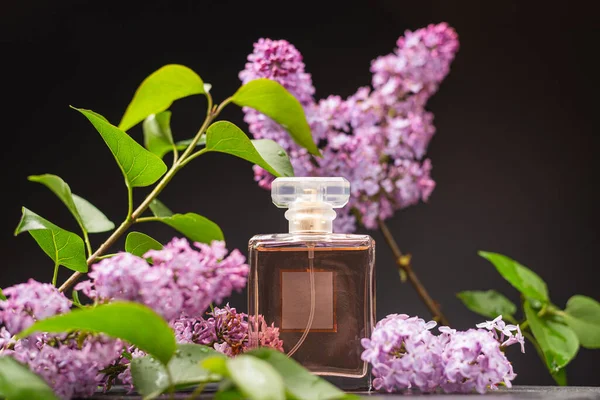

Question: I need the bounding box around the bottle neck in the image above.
[284,202,337,233]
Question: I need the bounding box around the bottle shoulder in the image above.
[249,233,374,249]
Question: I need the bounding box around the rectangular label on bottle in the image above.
[280,270,336,332]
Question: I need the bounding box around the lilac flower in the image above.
[0,279,71,333]
[75,253,149,301]
[0,327,15,349]
[170,305,284,356]
[361,314,443,393]
[362,314,524,394]
[440,329,516,394]
[76,238,249,321]
[146,239,249,319]
[210,304,248,355]
[5,333,123,400]
[171,315,217,345]
[239,38,316,152]
[116,347,146,391]
[390,22,460,95]
[246,315,284,352]
[0,280,126,399]
[502,325,526,353]
[240,24,459,232]
[437,325,456,346]
[476,315,525,351]
[239,38,314,105]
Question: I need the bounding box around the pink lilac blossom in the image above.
[0,279,71,333]
[119,306,285,392]
[0,327,14,349]
[361,314,443,393]
[239,38,314,106]
[239,38,315,152]
[247,314,284,352]
[0,280,123,400]
[76,238,249,321]
[361,314,524,394]
[240,24,459,232]
[115,346,146,391]
[170,305,284,356]
[440,329,517,394]
[171,315,217,345]
[8,334,123,400]
[209,304,248,356]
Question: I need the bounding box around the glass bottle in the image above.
[248,177,375,390]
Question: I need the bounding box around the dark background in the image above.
[1,0,598,387]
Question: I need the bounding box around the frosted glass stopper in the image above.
[271,177,350,208]
[272,177,350,233]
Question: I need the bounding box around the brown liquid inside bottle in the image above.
[248,234,375,390]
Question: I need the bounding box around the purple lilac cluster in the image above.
[361,314,524,394]
[8,334,123,399]
[75,238,249,321]
[172,304,284,356]
[1,239,253,399]
[0,280,123,399]
[118,305,284,392]
[239,24,459,232]
[0,279,71,334]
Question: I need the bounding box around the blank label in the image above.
[281,271,335,331]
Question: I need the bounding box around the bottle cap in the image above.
[271,177,350,208]
[271,177,350,233]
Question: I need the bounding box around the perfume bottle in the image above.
[248,177,375,390]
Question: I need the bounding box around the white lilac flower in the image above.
[476,315,523,346]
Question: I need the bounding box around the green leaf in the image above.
[28,174,115,234]
[14,207,88,272]
[153,213,224,244]
[232,78,319,156]
[457,290,517,320]
[17,302,176,365]
[524,301,579,374]
[214,387,245,400]
[125,232,163,259]
[248,348,350,400]
[0,357,58,400]
[226,355,285,400]
[72,195,115,233]
[119,64,205,131]
[478,251,549,303]
[0,288,5,301]
[73,107,168,188]
[131,344,223,399]
[563,295,600,349]
[149,199,174,217]
[205,121,294,177]
[201,356,229,378]
[143,111,175,159]
[551,367,567,386]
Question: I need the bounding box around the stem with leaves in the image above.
[378,218,450,326]
[58,93,224,293]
